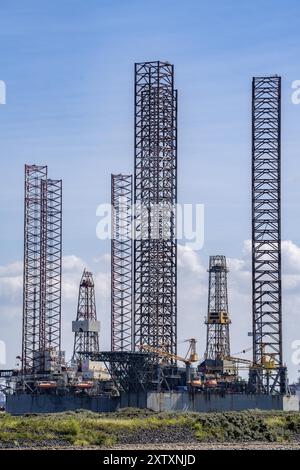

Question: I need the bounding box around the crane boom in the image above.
[140,338,199,365]
[140,344,188,364]
[224,355,275,370]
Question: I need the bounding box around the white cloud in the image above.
[283,274,300,291]
[282,240,300,273]
[93,253,111,266]
[63,255,86,272]
[178,244,205,275]
[0,275,22,302]
[243,239,252,255]
[0,261,22,276]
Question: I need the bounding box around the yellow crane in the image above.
[140,338,199,385]
[140,338,199,365]
[224,353,276,370]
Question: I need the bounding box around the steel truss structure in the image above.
[73,270,100,361]
[22,165,62,374]
[134,61,177,359]
[40,179,62,354]
[251,76,287,394]
[111,174,133,352]
[88,351,155,392]
[205,256,231,360]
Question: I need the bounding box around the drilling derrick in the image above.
[251,76,287,394]
[134,61,177,359]
[72,270,100,362]
[22,165,62,374]
[205,255,231,362]
[111,174,133,351]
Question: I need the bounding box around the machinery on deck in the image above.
[140,338,199,387]
[0,69,294,415]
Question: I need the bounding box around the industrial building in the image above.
[0,63,298,413]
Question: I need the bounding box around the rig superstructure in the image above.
[0,66,297,414]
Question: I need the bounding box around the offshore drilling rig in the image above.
[0,65,298,413]
[199,256,237,384]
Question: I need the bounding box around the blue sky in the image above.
[1,1,300,379]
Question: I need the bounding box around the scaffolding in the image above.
[251,76,286,394]
[40,179,62,354]
[111,174,133,351]
[22,165,62,374]
[134,61,177,358]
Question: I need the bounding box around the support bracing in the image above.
[205,256,231,360]
[111,174,133,351]
[40,179,62,354]
[22,165,62,374]
[134,61,177,359]
[72,270,100,362]
[88,351,155,393]
[251,76,287,394]
[22,165,47,373]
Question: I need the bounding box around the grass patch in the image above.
[264,416,287,428]
[0,409,300,447]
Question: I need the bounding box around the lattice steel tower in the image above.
[22,165,62,374]
[111,174,133,351]
[205,256,231,360]
[72,270,100,362]
[134,61,177,357]
[251,76,287,394]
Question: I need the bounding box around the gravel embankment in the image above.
[117,425,197,445]
[1,442,300,450]
[110,441,300,450]
[0,439,70,449]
